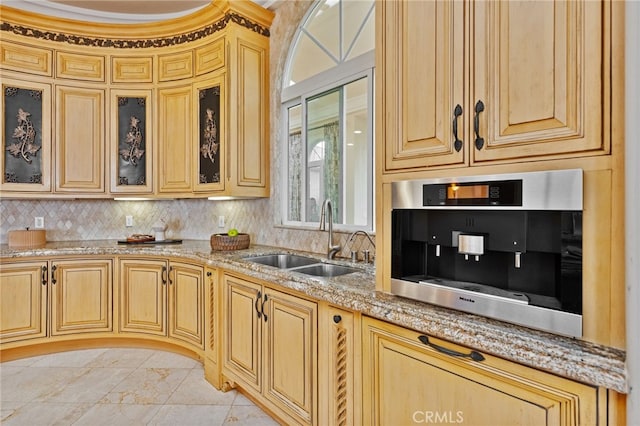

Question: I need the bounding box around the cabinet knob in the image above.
[206,271,212,277]
[333,315,342,324]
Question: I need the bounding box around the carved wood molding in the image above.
[0,12,269,49]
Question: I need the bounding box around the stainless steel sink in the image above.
[291,263,359,277]
[245,254,319,269]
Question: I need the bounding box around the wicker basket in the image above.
[210,233,250,251]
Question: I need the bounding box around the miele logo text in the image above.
[458,296,475,303]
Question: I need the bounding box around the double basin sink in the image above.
[244,254,359,278]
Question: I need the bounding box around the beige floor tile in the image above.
[40,367,134,403]
[139,351,200,369]
[148,404,231,426]
[29,349,107,368]
[86,348,156,369]
[223,405,280,426]
[1,401,93,426]
[0,348,277,425]
[73,403,161,426]
[100,368,190,405]
[166,369,237,406]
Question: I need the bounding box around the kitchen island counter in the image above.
[0,239,627,393]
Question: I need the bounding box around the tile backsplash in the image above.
[0,198,374,260]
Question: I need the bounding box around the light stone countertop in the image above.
[0,239,627,393]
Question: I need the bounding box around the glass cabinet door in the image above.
[109,89,153,194]
[194,75,225,193]
[1,79,52,193]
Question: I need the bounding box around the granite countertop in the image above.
[0,239,628,393]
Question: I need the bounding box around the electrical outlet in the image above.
[218,215,225,228]
[35,217,44,229]
[126,215,134,227]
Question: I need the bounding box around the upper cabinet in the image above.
[378,0,610,174]
[0,1,274,199]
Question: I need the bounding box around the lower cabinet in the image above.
[118,258,204,349]
[50,258,112,335]
[0,261,48,343]
[361,316,602,426]
[222,272,317,425]
[0,258,113,343]
[318,304,361,426]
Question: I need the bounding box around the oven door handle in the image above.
[418,335,485,362]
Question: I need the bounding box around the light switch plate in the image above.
[35,217,44,229]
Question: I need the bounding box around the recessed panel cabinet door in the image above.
[119,259,166,336]
[157,85,192,193]
[55,85,105,192]
[380,0,464,172]
[362,317,599,426]
[168,262,204,348]
[0,262,47,343]
[263,287,317,425]
[472,0,606,162]
[223,274,262,393]
[50,259,112,335]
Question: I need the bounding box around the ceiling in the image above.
[2,0,276,23]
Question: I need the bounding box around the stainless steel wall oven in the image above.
[390,169,583,337]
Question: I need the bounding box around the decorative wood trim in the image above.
[0,41,52,76]
[158,51,193,82]
[0,12,270,49]
[56,51,105,82]
[111,57,153,83]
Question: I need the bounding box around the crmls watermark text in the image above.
[412,410,464,424]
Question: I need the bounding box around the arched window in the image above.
[282,0,374,230]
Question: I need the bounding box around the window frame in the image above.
[280,62,375,232]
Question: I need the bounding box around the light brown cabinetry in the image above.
[378,0,608,173]
[0,77,53,193]
[156,85,193,194]
[362,316,602,426]
[0,258,112,343]
[49,258,112,335]
[55,85,105,193]
[0,2,272,199]
[221,30,270,198]
[118,258,204,349]
[222,272,317,425]
[318,304,361,426]
[0,261,48,343]
[203,268,222,388]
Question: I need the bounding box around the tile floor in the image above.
[0,348,278,426]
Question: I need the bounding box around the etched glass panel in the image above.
[116,97,147,186]
[3,86,43,184]
[198,85,221,184]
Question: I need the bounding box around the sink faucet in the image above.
[346,230,376,263]
[319,199,341,259]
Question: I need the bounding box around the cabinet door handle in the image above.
[206,271,212,277]
[168,266,174,285]
[261,294,268,322]
[452,104,463,152]
[418,335,485,362]
[333,315,342,324]
[161,266,167,285]
[473,100,485,150]
[255,291,262,319]
[41,265,48,286]
[50,265,57,285]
